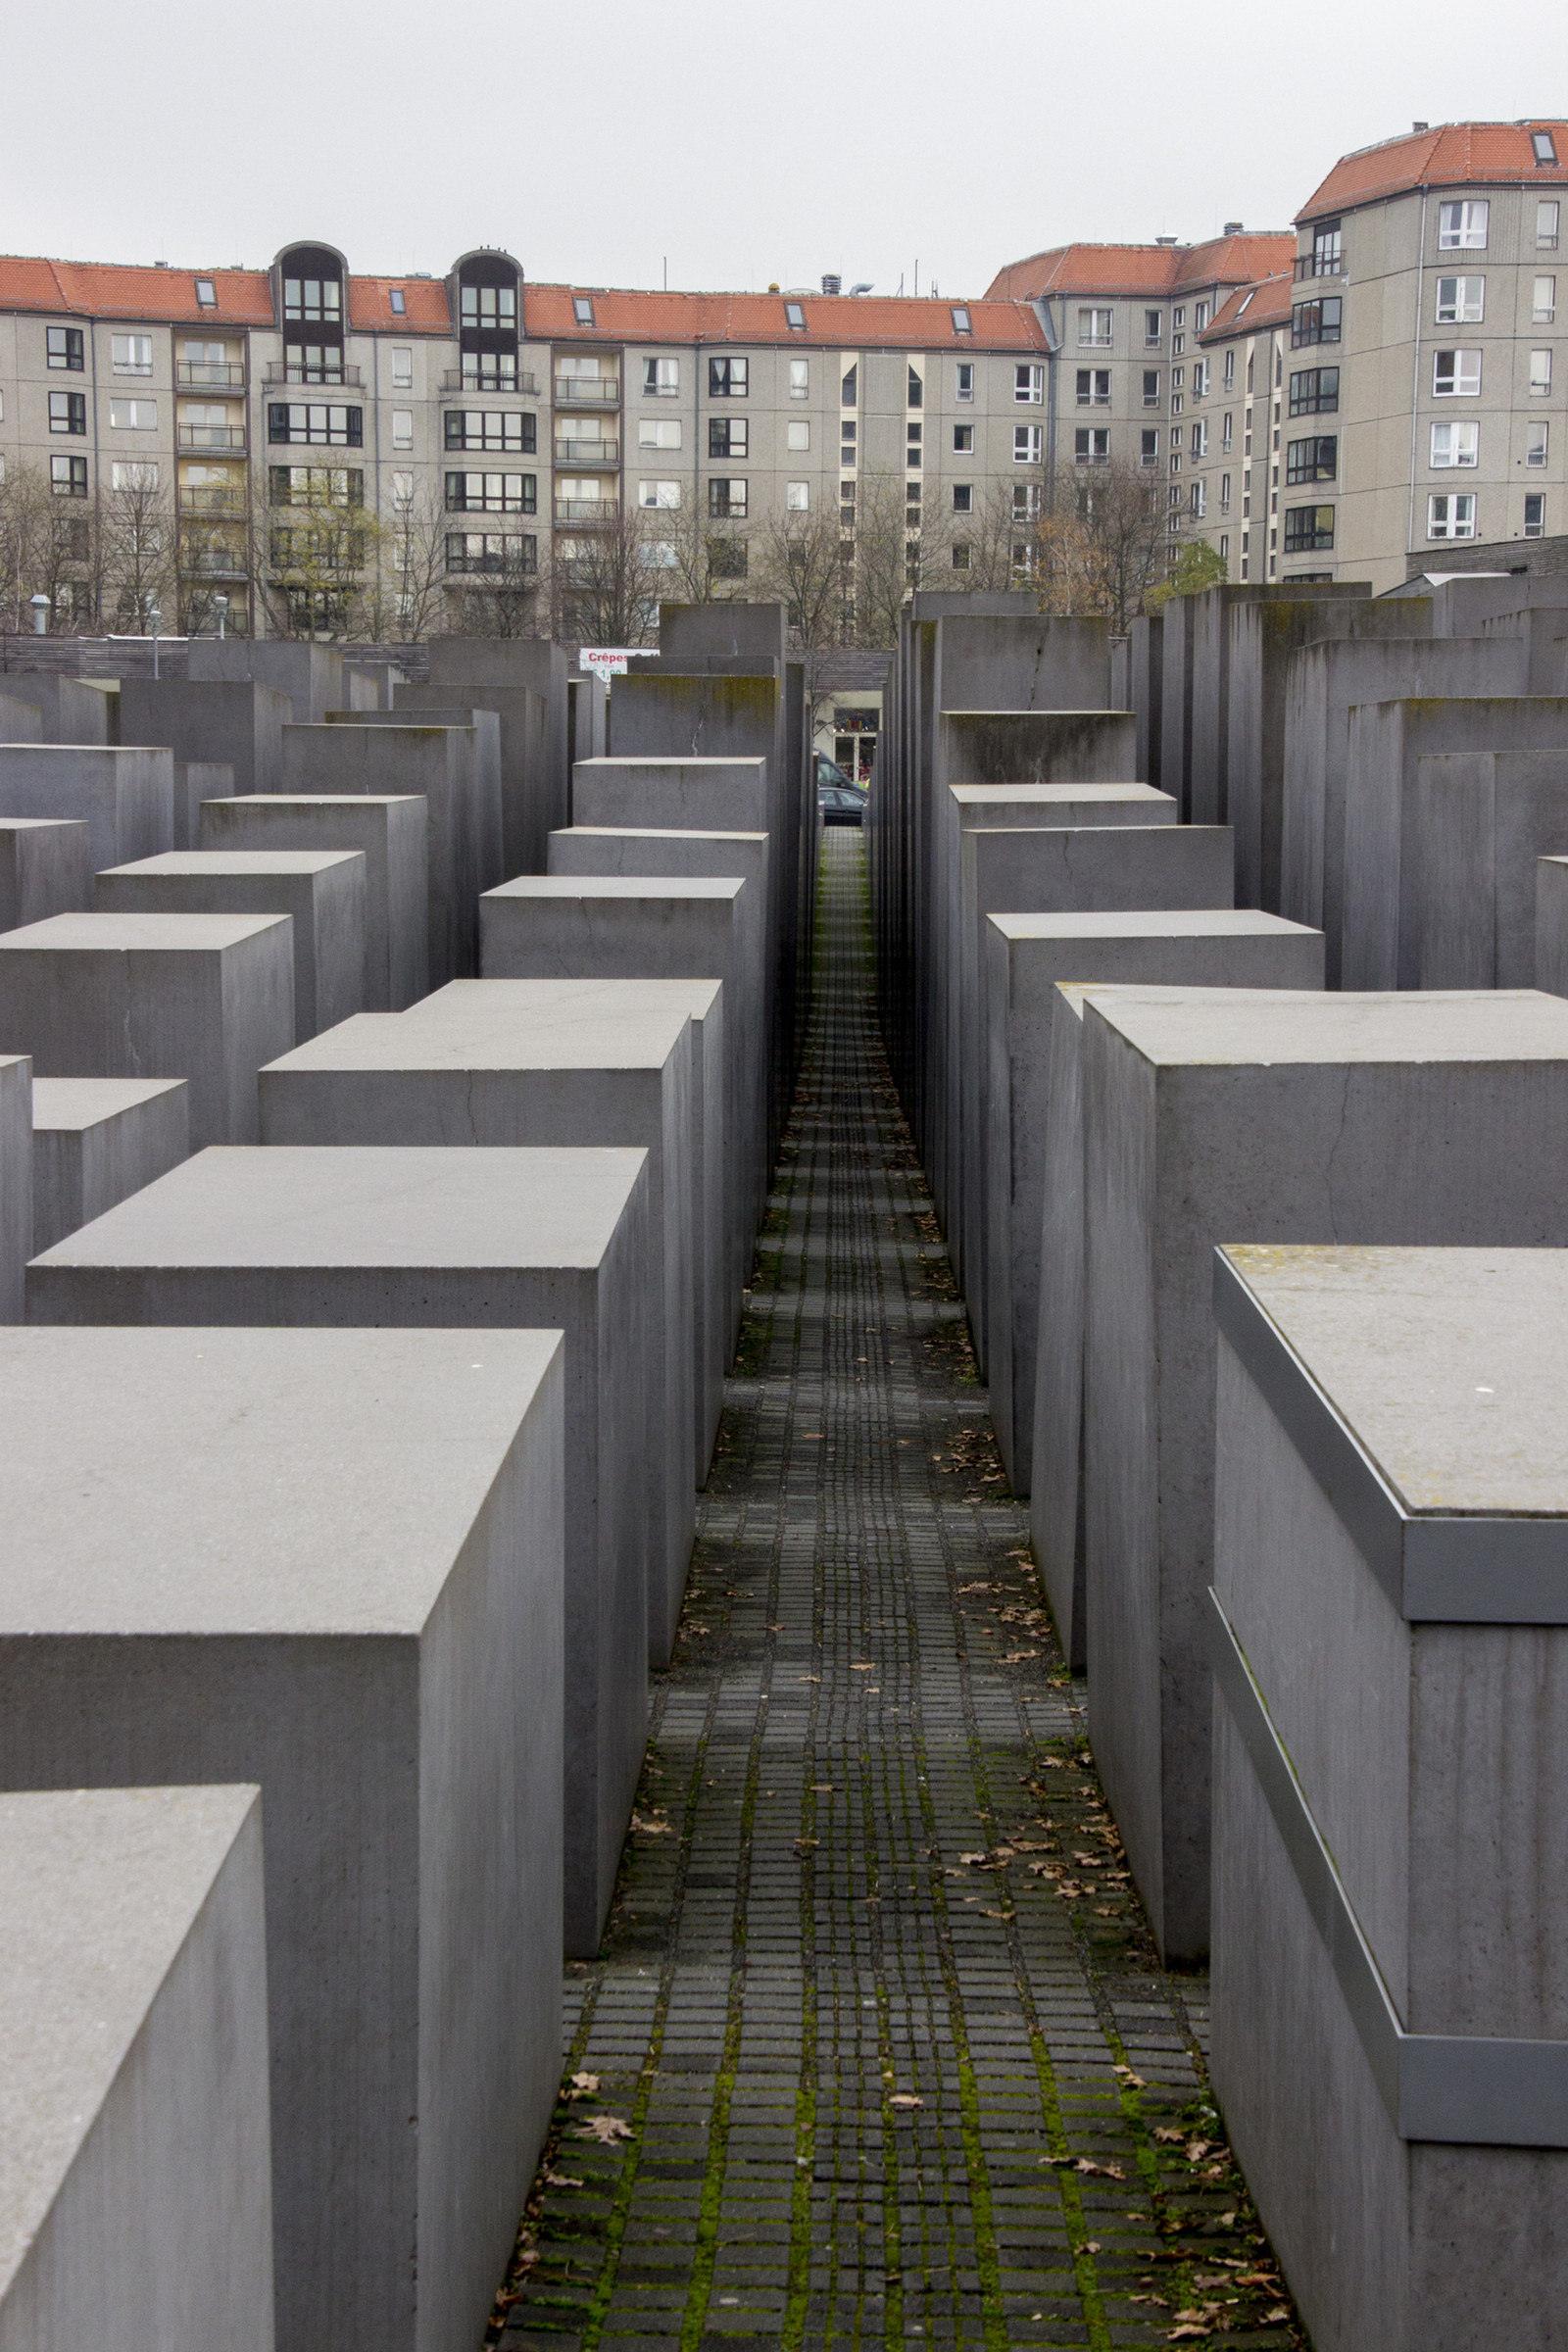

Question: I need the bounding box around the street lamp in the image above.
[213,594,229,641]
[148,603,162,680]
[28,593,50,637]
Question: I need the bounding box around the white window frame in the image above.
[785,480,808,510]
[638,417,682,450]
[955,361,974,401]
[953,423,973,453]
[391,470,414,509]
[1013,422,1043,462]
[1530,349,1554,396]
[108,398,157,430]
[952,482,973,512]
[391,346,414,389]
[786,419,810,452]
[789,358,808,399]
[637,479,681,510]
[1077,307,1112,348]
[1432,348,1482,397]
[1014,364,1044,404]
[1541,201,1562,250]
[111,333,153,376]
[1430,419,1479,468]
[392,409,414,449]
[1527,420,1549,468]
[1427,490,1477,540]
[1191,478,1207,517]
[110,460,159,491]
[1438,199,1489,250]
[1525,492,1546,538]
[1435,274,1484,323]
[643,357,680,397]
[1534,276,1557,324]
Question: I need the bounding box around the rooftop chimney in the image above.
[1155,235,1179,247]
[821,273,842,296]
[1222,220,1244,235]
[1412,121,1429,131]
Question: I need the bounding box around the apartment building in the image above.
[1196,121,1568,591]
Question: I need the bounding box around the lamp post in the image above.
[28,593,50,638]
[148,603,161,680]
[214,594,229,641]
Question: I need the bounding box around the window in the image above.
[1433,348,1482,396]
[955,361,974,401]
[392,346,413,388]
[1289,367,1340,416]
[1430,419,1479,467]
[1191,479,1207,517]
[51,454,87,495]
[1014,423,1042,462]
[951,306,971,334]
[269,466,364,507]
[1284,503,1335,551]
[709,355,748,396]
[1438,199,1489,250]
[446,531,536,575]
[1535,276,1558,323]
[1014,364,1044,403]
[1436,275,1485,322]
[194,278,217,308]
[1224,350,1235,390]
[709,538,748,580]
[46,325,84,370]
[1247,354,1254,392]
[573,296,595,325]
[461,284,516,330]
[709,415,748,458]
[639,417,681,450]
[1427,492,1477,539]
[283,277,341,323]
[1221,471,1232,510]
[446,471,535,514]
[1076,368,1110,405]
[907,365,923,409]
[1528,421,1549,466]
[111,461,158,491]
[1311,219,1343,273]
[110,333,153,376]
[638,479,681,510]
[1526,492,1547,537]
[1078,307,1112,346]
[1541,201,1562,248]
[1193,359,1210,397]
[109,398,157,430]
[1074,426,1109,464]
[392,471,413,508]
[1012,482,1042,518]
[1533,130,1559,166]
[786,481,809,510]
[392,409,413,449]
[463,356,518,393]
[643,357,679,397]
[708,478,747,517]
[1141,429,1158,467]
[389,287,406,316]
[1286,434,1337,482]
[444,411,532,452]
[784,301,806,329]
[950,423,974,455]
[1222,412,1234,452]
[906,421,922,467]
[953,482,973,512]
[268,403,363,446]
[787,419,810,451]
[1292,297,1343,347]
[1220,534,1230,561]
[1171,333,1185,356]
[790,358,808,398]
[1531,349,1554,395]
[1143,370,1160,406]
[842,365,857,406]
[49,390,86,434]
[952,543,971,569]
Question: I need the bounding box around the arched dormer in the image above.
[272,241,350,383]
[448,249,523,391]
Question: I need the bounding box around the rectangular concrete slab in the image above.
[0,674,114,746]
[1211,1245,1568,2352]
[0,817,90,932]
[1539,857,1568,997]
[259,985,700,1665]
[96,850,367,1041]
[0,1322,564,2352]
[30,1075,189,1252]
[0,1786,273,2352]
[572,756,769,836]
[198,795,428,1010]
[172,760,235,852]
[120,678,290,797]
[290,720,479,984]
[0,746,172,870]
[0,1055,29,1322]
[1411,750,1568,988]
[0,911,292,1148]
[938,710,1137,786]
[187,637,340,723]
[0,693,43,744]
[334,708,504,893]
[1082,985,1568,1967]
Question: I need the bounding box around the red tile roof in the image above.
[1201,271,1296,341]
[348,275,452,333]
[522,283,1048,351]
[0,257,274,323]
[984,233,1295,302]
[1298,121,1568,220]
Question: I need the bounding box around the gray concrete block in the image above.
[0,745,173,869]
[1280,636,1526,983]
[259,984,702,1666]
[956,823,1235,1369]
[1343,698,1568,989]
[1210,1244,1568,2352]
[0,1786,273,2352]
[0,1321,564,2352]
[919,612,1112,710]
[937,710,1137,785]
[1480,603,1568,694]
[120,678,290,797]
[416,637,568,871]
[0,1055,29,1322]
[1192,581,1377,838]
[572,756,770,835]
[172,760,234,852]
[1129,612,1162,790]
[0,818,91,932]
[29,1142,649,1960]
[342,660,407,710]
[1412,751,1568,987]
[1159,595,1196,819]
[0,692,42,744]
[334,707,504,893]
[1082,985,1568,1965]
[0,674,115,746]
[1431,571,1568,636]
[1538,856,1568,997]
[198,795,428,1011]
[187,636,340,722]
[97,850,367,1042]
[980,906,1324,1497]
[0,911,293,1148]
[293,720,480,983]
[29,1076,189,1252]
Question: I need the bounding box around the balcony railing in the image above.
[556,437,620,464]
[177,424,248,450]
[554,376,620,406]
[440,368,540,395]
[555,497,618,522]
[181,550,248,577]
[263,362,363,387]
[177,361,246,388]
[1294,252,1345,280]
[179,488,247,514]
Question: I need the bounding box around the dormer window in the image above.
[1534,129,1560,167]
[195,278,217,308]
[785,301,806,329]
[951,306,971,333]
[573,296,595,325]
[389,287,406,315]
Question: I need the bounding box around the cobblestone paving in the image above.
[491,834,1301,2351]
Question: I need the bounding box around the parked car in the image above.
[816,754,868,826]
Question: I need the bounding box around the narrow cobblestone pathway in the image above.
[493,834,1299,2351]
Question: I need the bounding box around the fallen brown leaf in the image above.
[889,2092,923,2109]
[545,2171,585,2188]
[567,2070,600,2097]
[1074,2158,1126,2180]
[574,2114,633,2143]
[1264,2307,1291,2324]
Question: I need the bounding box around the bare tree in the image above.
[0,462,58,633]
[100,467,175,634]
[547,498,672,646]
[361,476,450,644]
[0,462,101,631]
[251,464,384,641]
[654,491,752,610]
[751,500,853,727]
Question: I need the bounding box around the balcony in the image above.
[179,487,247,514]
[441,368,540,395]
[1294,252,1345,280]
[177,361,246,389]
[556,436,620,465]
[555,497,618,522]
[178,424,248,451]
[181,549,248,578]
[554,376,620,407]
[263,362,363,387]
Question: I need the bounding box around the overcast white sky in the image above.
[2,0,1559,295]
